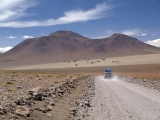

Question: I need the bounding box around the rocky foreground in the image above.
[0,70,93,120]
[69,76,95,120]
[0,71,160,120]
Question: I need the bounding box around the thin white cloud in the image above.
[0,0,37,22]
[141,34,147,36]
[106,30,115,35]
[145,39,160,47]
[95,29,156,38]
[105,28,151,37]
[92,35,109,39]
[152,34,156,36]
[5,36,16,39]
[22,36,34,39]
[0,46,13,53]
[121,29,141,36]
[0,3,113,28]
[105,29,142,36]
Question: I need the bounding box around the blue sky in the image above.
[0,0,160,53]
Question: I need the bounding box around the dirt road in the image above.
[86,76,160,120]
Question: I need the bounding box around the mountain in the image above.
[89,33,160,54]
[1,31,160,66]
[49,30,89,41]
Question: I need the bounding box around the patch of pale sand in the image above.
[9,54,160,70]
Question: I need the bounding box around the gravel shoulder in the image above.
[85,76,160,120]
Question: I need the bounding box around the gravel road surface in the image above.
[86,76,160,120]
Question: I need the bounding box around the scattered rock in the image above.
[0,74,92,120]
[45,97,54,103]
[119,76,160,92]
[69,76,95,119]
[70,107,77,116]
[47,113,53,118]
[38,105,51,113]
[28,86,42,95]
[16,86,22,89]
[0,106,6,115]
[47,104,52,111]
[33,92,37,96]
[48,101,55,106]
[15,106,30,117]
[84,101,91,107]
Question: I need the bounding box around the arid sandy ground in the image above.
[4,54,160,70]
[2,53,160,79]
[0,70,91,120]
[0,54,160,119]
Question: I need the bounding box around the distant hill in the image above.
[1,30,160,67]
[89,33,160,54]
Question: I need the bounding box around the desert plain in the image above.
[3,53,160,79]
[0,53,160,119]
[0,53,160,120]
